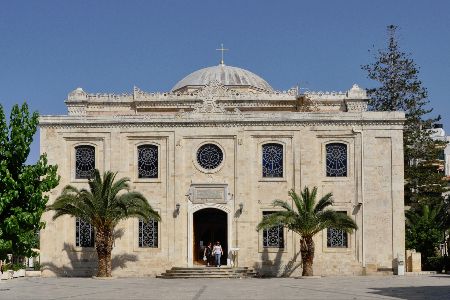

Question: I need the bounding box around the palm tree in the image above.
[47,170,160,277]
[406,204,443,263]
[257,186,358,276]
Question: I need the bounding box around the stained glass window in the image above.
[262,143,283,177]
[262,212,284,248]
[138,145,158,178]
[139,219,158,248]
[75,145,95,179]
[76,218,94,247]
[196,144,223,170]
[326,143,347,177]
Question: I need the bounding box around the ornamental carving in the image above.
[191,81,231,114]
[345,100,368,112]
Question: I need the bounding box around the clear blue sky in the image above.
[1,0,449,163]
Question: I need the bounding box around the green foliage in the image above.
[33,261,41,271]
[0,103,60,258]
[362,25,448,208]
[257,187,357,236]
[423,256,450,273]
[405,204,443,262]
[48,170,160,228]
[47,169,160,277]
[10,263,26,271]
[257,187,357,276]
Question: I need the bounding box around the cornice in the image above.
[39,111,405,129]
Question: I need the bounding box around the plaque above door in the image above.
[187,184,229,204]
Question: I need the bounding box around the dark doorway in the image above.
[193,208,227,266]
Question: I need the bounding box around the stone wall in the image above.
[39,110,404,277]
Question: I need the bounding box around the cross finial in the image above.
[216,43,229,65]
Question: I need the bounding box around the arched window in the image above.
[75,145,95,179]
[138,145,158,178]
[326,143,347,177]
[262,143,283,177]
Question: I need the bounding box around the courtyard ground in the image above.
[0,275,449,300]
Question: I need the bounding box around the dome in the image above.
[171,64,273,92]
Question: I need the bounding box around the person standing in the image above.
[203,242,213,266]
[213,241,223,267]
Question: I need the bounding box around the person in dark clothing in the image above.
[203,242,213,266]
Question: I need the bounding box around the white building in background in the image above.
[39,60,405,277]
[430,124,450,177]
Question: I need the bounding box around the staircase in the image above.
[158,267,257,279]
[363,264,394,276]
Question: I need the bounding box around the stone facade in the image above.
[39,64,405,277]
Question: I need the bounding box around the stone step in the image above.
[171,267,249,270]
[158,266,257,279]
[165,269,253,273]
[163,271,257,276]
[157,275,243,279]
[160,274,255,278]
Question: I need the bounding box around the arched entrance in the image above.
[193,208,228,265]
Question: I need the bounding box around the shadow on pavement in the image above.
[368,285,450,300]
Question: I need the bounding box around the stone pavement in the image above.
[1,275,449,300]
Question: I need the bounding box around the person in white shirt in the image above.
[212,241,223,267]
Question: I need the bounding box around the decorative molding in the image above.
[39,118,405,129]
[346,99,368,112]
[346,84,368,99]
[190,203,231,214]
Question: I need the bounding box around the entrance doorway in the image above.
[193,208,227,266]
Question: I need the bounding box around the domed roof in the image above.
[171,64,273,92]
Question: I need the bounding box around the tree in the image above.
[47,170,160,277]
[362,25,448,208]
[405,204,443,264]
[0,103,59,259]
[256,187,358,276]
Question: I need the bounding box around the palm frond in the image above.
[257,186,358,239]
[256,211,294,231]
[272,199,294,212]
[112,191,161,223]
[48,169,160,233]
[304,186,318,213]
[315,210,358,234]
[288,189,305,215]
[314,192,333,213]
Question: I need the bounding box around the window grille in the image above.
[76,218,94,247]
[262,143,283,177]
[327,212,348,248]
[139,219,158,248]
[327,228,348,248]
[138,145,158,178]
[196,144,223,170]
[262,212,284,248]
[326,143,347,177]
[75,145,95,179]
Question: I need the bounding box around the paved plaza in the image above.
[0,275,449,300]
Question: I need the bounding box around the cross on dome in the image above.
[216,43,229,65]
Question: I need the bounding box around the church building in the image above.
[39,58,405,277]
